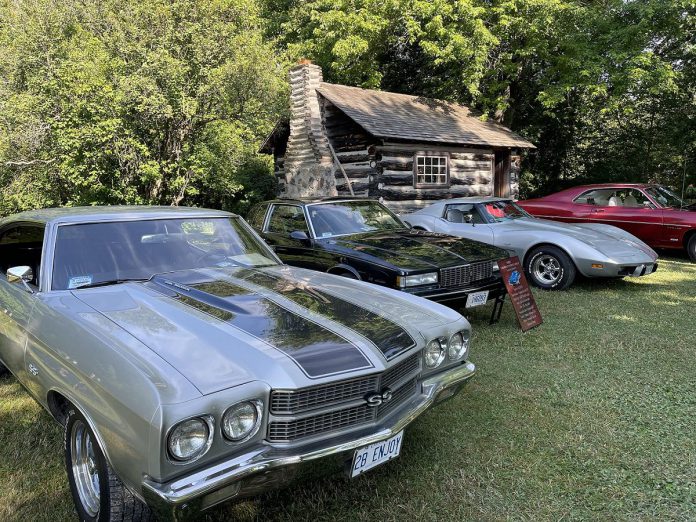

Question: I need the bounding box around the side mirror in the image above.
[7,266,34,293]
[464,214,473,224]
[290,230,310,241]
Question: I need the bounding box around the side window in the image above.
[622,189,653,208]
[573,189,617,206]
[266,205,308,235]
[246,204,268,230]
[444,204,486,224]
[414,153,449,188]
[0,225,45,286]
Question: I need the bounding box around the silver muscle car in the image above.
[402,197,659,290]
[0,206,475,521]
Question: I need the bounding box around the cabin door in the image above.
[494,150,511,198]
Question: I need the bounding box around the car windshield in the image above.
[480,200,531,222]
[643,185,687,209]
[52,217,277,290]
[308,201,407,238]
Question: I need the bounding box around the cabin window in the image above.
[414,153,449,188]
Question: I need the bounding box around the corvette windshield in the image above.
[52,217,277,290]
[308,201,407,238]
[480,201,531,222]
[644,186,687,209]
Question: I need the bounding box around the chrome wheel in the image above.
[532,254,562,284]
[70,420,101,518]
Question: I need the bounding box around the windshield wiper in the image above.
[73,277,150,289]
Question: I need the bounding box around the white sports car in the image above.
[402,197,659,290]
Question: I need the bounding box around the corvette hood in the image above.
[73,266,462,395]
[322,229,508,271]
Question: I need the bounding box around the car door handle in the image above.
[591,209,605,213]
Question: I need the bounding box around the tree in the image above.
[0,0,287,215]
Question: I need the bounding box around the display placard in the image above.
[498,256,542,332]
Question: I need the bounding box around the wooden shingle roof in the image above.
[317,83,535,149]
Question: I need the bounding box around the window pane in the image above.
[267,205,309,235]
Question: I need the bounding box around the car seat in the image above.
[445,208,465,223]
[624,194,639,207]
[608,196,621,207]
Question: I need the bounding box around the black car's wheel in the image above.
[687,235,696,262]
[64,408,153,522]
[525,246,576,290]
[0,360,8,377]
[333,269,358,279]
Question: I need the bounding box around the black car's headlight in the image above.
[492,261,500,273]
[424,339,446,369]
[222,400,263,443]
[397,272,439,287]
[167,416,214,462]
[448,330,470,361]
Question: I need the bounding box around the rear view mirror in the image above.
[290,230,309,241]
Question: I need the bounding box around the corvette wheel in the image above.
[64,409,153,522]
[687,235,696,262]
[525,246,576,290]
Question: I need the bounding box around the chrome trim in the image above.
[142,362,476,509]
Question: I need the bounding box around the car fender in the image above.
[327,263,362,280]
[523,236,603,277]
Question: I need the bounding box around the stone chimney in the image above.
[281,61,337,198]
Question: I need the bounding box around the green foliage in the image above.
[269,0,695,197]
[0,0,286,215]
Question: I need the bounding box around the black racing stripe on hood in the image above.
[237,269,416,360]
[149,276,373,379]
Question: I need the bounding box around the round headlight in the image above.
[424,339,445,369]
[168,417,211,461]
[448,332,464,360]
[222,401,262,442]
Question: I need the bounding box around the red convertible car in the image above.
[519,183,696,261]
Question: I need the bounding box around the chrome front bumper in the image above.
[142,361,476,520]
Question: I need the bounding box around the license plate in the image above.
[350,431,404,478]
[465,290,489,308]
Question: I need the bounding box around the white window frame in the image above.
[413,152,450,188]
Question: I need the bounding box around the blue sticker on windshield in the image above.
[68,275,93,289]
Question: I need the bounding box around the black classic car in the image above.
[248,198,509,312]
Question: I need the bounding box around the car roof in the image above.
[264,197,379,206]
[0,205,235,227]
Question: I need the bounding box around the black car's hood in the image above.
[320,229,508,271]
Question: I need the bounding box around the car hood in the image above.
[320,229,508,271]
[73,265,463,395]
[499,218,653,256]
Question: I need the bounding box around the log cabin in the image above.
[259,61,535,213]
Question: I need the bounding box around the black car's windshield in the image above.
[52,217,277,290]
[308,201,407,238]
[644,185,687,209]
[480,200,531,222]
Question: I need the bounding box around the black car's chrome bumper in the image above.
[141,362,476,521]
[405,278,507,304]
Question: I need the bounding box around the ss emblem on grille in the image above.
[365,388,393,407]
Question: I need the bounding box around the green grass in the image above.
[1,256,695,521]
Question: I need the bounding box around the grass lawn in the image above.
[1,256,695,521]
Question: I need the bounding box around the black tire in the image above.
[687,234,696,262]
[525,245,576,290]
[334,270,358,280]
[64,408,154,522]
[0,360,9,377]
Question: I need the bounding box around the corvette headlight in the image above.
[168,417,212,462]
[448,330,470,361]
[222,400,263,442]
[424,339,446,369]
[397,272,438,287]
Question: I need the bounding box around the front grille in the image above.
[270,376,380,415]
[440,261,493,288]
[268,352,421,443]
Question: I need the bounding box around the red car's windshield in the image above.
[644,186,688,209]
